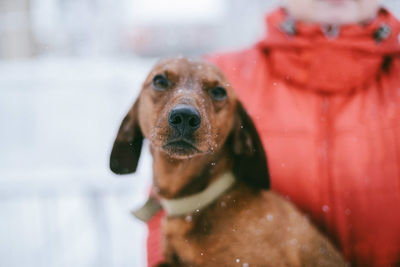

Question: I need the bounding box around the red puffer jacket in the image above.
[147,8,400,267]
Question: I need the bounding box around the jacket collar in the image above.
[257,8,400,93]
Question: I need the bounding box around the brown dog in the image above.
[110,58,346,267]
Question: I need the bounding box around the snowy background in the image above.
[1,1,399,267]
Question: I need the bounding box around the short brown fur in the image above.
[110,58,346,267]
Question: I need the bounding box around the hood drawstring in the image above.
[280,19,297,36]
[374,23,391,43]
[321,25,340,39]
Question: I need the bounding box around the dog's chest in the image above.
[161,193,306,267]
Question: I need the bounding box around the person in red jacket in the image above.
[147,0,400,266]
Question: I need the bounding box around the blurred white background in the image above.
[0,1,399,267]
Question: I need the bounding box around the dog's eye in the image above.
[152,75,170,91]
[209,86,227,101]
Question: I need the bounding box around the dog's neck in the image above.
[151,146,232,200]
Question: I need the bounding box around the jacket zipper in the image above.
[319,95,334,234]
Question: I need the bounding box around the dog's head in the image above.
[110,58,270,189]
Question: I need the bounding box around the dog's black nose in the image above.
[168,104,201,135]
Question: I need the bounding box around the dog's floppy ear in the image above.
[230,101,270,189]
[110,100,143,174]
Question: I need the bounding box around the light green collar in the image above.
[160,172,236,217]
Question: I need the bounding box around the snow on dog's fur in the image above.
[110,58,346,267]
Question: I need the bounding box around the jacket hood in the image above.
[257,8,400,93]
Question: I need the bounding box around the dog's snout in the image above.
[168,104,201,135]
